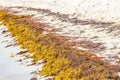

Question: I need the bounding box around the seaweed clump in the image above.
[0,10,120,80]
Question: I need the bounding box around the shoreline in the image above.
[1,6,120,66]
[0,25,39,80]
[0,9,120,80]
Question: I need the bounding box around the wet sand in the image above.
[0,25,38,80]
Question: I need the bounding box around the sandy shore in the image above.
[1,6,119,65]
[0,0,120,79]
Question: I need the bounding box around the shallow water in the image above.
[0,25,39,80]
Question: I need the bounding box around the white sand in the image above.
[0,0,120,67]
[0,0,120,23]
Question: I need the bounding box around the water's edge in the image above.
[0,25,45,80]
